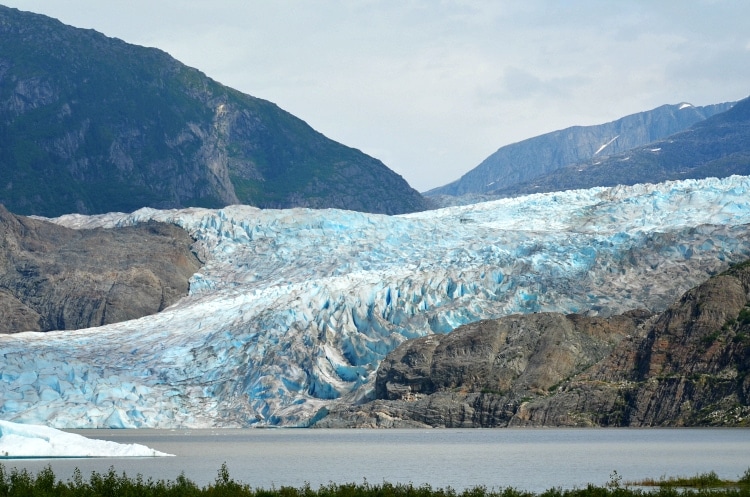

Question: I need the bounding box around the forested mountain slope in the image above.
[0,6,427,216]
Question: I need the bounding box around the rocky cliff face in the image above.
[314,261,750,427]
[427,102,734,198]
[487,96,750,198]
[516,260,750,427]
[0,205,201,333]
[0,6,427,216]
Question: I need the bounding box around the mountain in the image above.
[0,205,201,333]
[0,6,427,216]
[426,101,735,198]
[316,260,750,428]
[517,259,750,427]
[1,175,749,428]
[487,95,750,197]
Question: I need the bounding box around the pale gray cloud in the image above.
[4,1,748,191]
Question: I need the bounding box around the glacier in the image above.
[0,420,171,457]
[2,176,750,428]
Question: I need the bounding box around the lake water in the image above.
[4,428,749,492]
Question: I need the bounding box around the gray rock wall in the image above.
[0,205,201,333]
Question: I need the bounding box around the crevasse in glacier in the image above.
[2,176,750,428]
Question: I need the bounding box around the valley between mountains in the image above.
[2,5,750,430]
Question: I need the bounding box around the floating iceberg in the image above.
[0,420,172,457]
[2,176,750,428]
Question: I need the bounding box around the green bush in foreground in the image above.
[0,464,749,497]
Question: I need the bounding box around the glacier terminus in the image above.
[2,176,750,428]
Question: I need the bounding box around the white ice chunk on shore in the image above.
[0,420,172,457]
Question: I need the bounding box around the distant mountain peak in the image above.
[485,95,750,198]
[426,100,736,200]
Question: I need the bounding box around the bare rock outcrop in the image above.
[516,261,750,427]
[0,205,201,333]
[314,310,652,427]
[315,261,750,428]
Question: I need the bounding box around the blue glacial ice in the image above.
[2,176,750,428]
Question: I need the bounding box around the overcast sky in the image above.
[5,1,750,192]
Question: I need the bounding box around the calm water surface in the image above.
[5,428,749,492]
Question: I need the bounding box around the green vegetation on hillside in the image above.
[627,469,750,490]
[0,6,427,216]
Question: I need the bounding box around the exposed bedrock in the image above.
[315,261,750,427]
[0,205,201,333]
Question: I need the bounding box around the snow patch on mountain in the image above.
[594,135,619,155]
[3,176,750,428]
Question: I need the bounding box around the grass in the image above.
[2,465,750,497]
[625,469,750,489]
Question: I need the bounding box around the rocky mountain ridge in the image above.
[0,6,427,216]
[485,95,750,198]
[0,205,201,333]
[314,260,750,428]
[427,101,734,198]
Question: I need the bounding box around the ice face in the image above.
[3,176,750,428]
[0,419,172,457]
